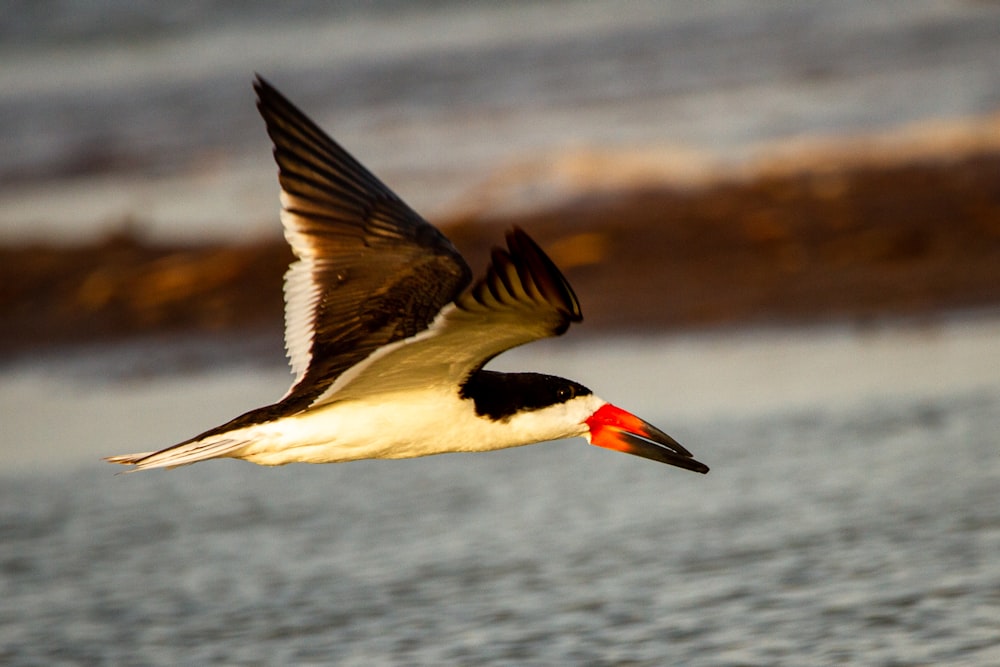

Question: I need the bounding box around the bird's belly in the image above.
[238,392,524,466]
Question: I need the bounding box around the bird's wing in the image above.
[108,228,580,471]
[310,226,582,406]
[254,75,472,412]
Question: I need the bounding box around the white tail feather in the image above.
[105,438,249,472]
[104,451,155,465]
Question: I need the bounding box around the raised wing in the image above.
[310,226,583,406]
[254,76,472,412]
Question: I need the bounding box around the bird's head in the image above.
[463,371,708,473]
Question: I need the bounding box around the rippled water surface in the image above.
[4,2,1000,662]
[3,321,999,664]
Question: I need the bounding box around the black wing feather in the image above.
[254,75,472,412]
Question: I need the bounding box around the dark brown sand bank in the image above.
[2,147,999,358]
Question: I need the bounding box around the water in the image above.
[3,0,1000,241]
[2,319,1000,664]
[3,2,1000,661]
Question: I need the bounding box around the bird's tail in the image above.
[104,437,249,472]
[105,451,155,466]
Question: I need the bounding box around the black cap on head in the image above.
[461,371,592,421]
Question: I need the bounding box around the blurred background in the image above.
[2,2,1000,664]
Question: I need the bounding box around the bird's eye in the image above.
[557,386,574,401]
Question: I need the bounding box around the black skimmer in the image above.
[106,76,708,476]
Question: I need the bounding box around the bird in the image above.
[106,75,708,476]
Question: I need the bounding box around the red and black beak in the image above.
[585,404,709,474]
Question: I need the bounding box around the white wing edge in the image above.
[279,207,320,396]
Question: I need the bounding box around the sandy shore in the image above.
[2,146,999,359]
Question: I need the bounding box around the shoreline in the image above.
[2,147,999,360]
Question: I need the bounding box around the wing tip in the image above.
[458,226,583,333]
[252,72,273,108]
[505,226,583,323]
[252,73,296,135]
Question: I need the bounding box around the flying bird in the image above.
[106,76,708,475]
